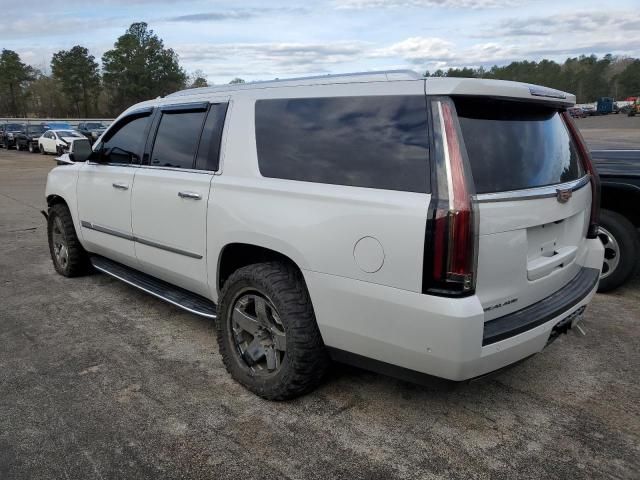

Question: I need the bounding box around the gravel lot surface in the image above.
[1,116,639,479]
[578,114,640,149]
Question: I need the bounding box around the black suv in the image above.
[15,124,46,153]
[0,123,24,149]
[592,150,640,291]
[77,122,106,144]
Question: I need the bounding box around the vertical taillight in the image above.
[562,111,601,238]
[423,97,478,296]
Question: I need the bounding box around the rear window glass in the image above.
[255,96,430,193]
[453,98,584,194]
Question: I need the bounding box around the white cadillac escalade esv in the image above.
[44,70,604,399]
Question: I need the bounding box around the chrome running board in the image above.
[90,255,217,319]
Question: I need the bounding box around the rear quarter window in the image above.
[453,97,585,194]
[255,95,430,193]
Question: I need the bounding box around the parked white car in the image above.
[44,70,604,399]
[38,129,86,155]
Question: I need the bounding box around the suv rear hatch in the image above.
[453,97,594,320]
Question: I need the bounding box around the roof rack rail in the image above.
[167,69,422,97]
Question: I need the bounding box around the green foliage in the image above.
[187,69,209,88]
[26,73,67,117]
[102,22,187,113]
[616,60,640,97]
[0,49,35,116]
[2,29,640,118]
[51,46,100,117]
[424,54,640,102]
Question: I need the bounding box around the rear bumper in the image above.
[307,238,603,382]
[482,267,600,346]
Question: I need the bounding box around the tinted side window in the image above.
[255,96,430,193]
[151,111,207,169]
[102,113,152,165]
[195,103,228,171]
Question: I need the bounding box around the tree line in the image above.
[426,54,640,103]
[0,22,220,118]
[2,21,639,118]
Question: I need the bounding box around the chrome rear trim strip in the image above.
[476,175,590,203]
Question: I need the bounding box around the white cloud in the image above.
[372,37,455,63]
[175,41,370,80]
[334,0,516,9]
[482,10,640,37]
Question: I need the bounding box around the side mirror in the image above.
[87,144,106,163]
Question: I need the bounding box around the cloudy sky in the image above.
[1,0,639,84]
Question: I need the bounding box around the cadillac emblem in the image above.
[556,188,572,203]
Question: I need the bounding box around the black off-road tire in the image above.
[28,142,37,153]
[47,203,90,277]
[597,209,640,292]
[217,261,330,400]
[15,141,22,151]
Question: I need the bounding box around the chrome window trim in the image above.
[81,220,203,259]
[476,175,590,203]
[136,164,215,175]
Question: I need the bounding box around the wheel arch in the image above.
[46,194,68,208]
[216,242,306,295]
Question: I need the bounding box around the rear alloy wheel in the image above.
[217,262,329,400]
[28,143,36,153]
[597,209,640,292]
[231,293,287,374]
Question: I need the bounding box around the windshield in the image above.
[6,123,22,130]
[85,123,104,129]
[56,130,82,138]
[453,97,585,194]
[28,126,45,134]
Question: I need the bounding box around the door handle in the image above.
[112,182,129,190]
[178,191,202,200]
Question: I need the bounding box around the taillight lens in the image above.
[562,111,600,238]
[423,98,478,296]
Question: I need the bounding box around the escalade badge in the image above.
[556,188,572,203]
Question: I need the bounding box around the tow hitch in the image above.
[547,306,587,345]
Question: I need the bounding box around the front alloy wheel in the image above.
[230,292,286,374]
[51,216,70,271]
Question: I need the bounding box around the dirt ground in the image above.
[0,130,639,479]
[577,113,640,149]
